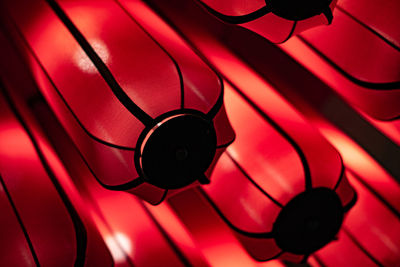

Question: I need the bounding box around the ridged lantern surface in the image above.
[201,85,357,262]
[2,0,235,204]
[198,0,337,43]
[0,92,113,266]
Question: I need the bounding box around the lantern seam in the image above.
[46,0,155,126]
[7,18,136,151]
[0,174,40,266]
[114,0,186,110]
[297,35,400,90]
[226,152,284,208]
[0,82,88,266]
[197,188,275,239]
[197,2,272,25]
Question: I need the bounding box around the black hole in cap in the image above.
[175,147,189,161]
[136,112,217,190]
[272,187,344,255]
[268,0,333,21]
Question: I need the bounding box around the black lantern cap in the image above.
[272,187,344,255]
[199,0,334,25]
[268,0,333,23]
[135,110,217,190]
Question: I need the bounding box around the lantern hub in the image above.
[268,0,333,21]
[135,111,217,190]
[272,187,344,255]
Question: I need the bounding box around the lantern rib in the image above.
[224,79,313,191]
[115,0,186,110]
[0,82,87,265]
[197,188,275,239]
[226,152,284,208]
[9,18,136,151]
[343,228,384,266]
[198,2,272,25]
[153,190,169,206]
[47,0,155,127]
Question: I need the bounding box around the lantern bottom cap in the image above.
[136,111,217,190]
[272,187,344,255]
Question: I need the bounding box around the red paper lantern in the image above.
[197,0,337,43]
[1,0,235,204]
[0,36,210,264]
[2,0,397,265]
[315,172,400,266]
[0,90,113,266]
[279,0,400,120]
[199,83,356,262]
